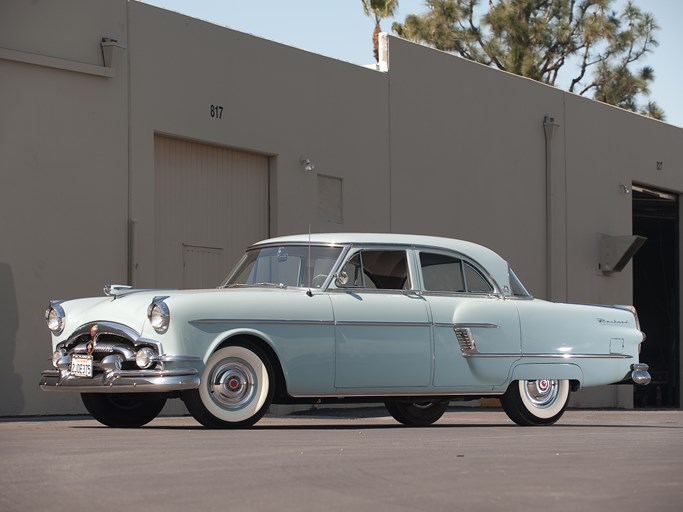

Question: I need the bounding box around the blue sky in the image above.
[144,0,682,128]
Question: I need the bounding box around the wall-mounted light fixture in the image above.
[300,157,315,172]
[101,37,126,68]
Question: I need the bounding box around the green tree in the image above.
[362,0,400,63]
[393,0,664,119]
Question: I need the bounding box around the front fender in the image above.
[202,327,281,362]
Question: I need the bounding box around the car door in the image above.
[330,247,432,389]
[417,250,521,390]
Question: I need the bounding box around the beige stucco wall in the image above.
[387,37,565,299]
[0,0,681,415]
[127,2,392,288]
[562,94,683,407]
[0,0,129,415]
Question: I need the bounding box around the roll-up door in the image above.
[154,135,269,289]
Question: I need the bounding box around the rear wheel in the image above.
[384,400,449,426]
[501,379,570,426]
[183,343,274,428]
[81,393,167,427]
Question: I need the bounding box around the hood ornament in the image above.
[86,324,98,355]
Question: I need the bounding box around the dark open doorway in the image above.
[632,185,679,408]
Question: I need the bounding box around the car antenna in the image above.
[306,225,313,297]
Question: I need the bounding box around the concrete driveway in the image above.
[1,408,681,512]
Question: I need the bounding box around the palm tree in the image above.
[361,0,399,63]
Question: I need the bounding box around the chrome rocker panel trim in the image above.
[39,367,200,393]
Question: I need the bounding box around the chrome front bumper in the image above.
[630,363,651,386]
[40,367,200,393]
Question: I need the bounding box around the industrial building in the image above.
[1,0,681,416]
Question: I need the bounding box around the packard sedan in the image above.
[41,233,650,428]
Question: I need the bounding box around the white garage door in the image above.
[154,135,269,289]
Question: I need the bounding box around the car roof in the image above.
[252,233,512,293]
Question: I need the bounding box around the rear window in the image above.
[419,252,493,294]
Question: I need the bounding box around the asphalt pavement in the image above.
[1,408,682,512]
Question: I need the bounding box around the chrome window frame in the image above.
[219,242,349,291]
[414,248,501,297]
[226,241,505,297]
[329,244,418,293]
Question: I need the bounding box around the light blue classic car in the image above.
[41,233,650,428]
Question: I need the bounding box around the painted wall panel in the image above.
[153,136,269,289]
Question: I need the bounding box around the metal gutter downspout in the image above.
[544,116,560,301]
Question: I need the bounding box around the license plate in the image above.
[71,354,93,378]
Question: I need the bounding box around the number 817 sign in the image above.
[210,104,224,119]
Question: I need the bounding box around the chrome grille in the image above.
[69,335,136,361]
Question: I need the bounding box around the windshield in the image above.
[221,245,344,288]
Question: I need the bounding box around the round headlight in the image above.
[135,347,156,369]
[147,299,170,334]
[45,303,65,335]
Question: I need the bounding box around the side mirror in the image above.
[335,271,349,287]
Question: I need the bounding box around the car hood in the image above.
[56,289,174,340]
[55,286,326,342]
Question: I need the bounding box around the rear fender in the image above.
[510,363,583,388]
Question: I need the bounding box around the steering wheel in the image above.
[311,274,328,288]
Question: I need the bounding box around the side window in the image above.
[338,250,410,290]
[420,252,493,294]
[464,262,494,293]
[420,253,465,292]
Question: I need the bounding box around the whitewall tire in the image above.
[501,379,570,426]
[183,343,274,428]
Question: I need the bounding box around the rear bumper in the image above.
[630,363,651,385]
[40,367,200,393]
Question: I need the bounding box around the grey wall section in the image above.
[1,0,682,415]
[387,38,564,298]
[127,2,392,288]
[0,0,129,415]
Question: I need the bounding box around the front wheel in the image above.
[384,400,449,426]
[81,393,167,427]
[501,379,570,426]
[182,343,274,428]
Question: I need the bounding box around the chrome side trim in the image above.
[434,322,499,329]
[190,319,335,327]
[155,355,203,363]
[464,352,633,359]
[335,320,430,328]
[453,323,499,329]
[190,319,431,328]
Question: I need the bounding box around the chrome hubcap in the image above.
[523,379,559,408]
[209,359,257,410]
